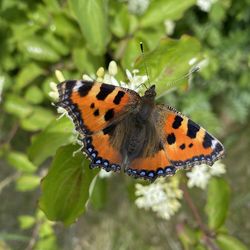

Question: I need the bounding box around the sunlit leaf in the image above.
[205,178,230,230]
[135,36,201,97]
[18,215,35,230]
[28,117,75,166]
[16,174,40,191]
[141,0,196,27]
[7,151,37,173]
[4,94,33,119]
[24,86,44,104]
[216,234,248,250]
[19,37,60,62]
[39,144,99,225]
[21,107,54,131]
[16,63,43,90]
[69,0,110,55]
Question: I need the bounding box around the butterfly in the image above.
[56,80,224,181]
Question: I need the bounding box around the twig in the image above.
[181,184,220,250]
[24,221,41,250]
[0,123,19,148]
[0,172,20,194]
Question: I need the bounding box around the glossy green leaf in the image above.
[14,63,43,90]
[16,174,40,191]
[21,107,54,131]
[141,0,196,27]
[135,36,201,97]
[4,94,33,118]
[7,151,37,173]
[24,86,44,104]
[44,33,69,56]
[39,144,98,225]
[52,14,79,39]
[216,234,248,250]
[90,177,107,210]
[28,117,75,166]
[72,47,103,74]
[19,37,60,62]
[18,215,35,230]
[69,0,110,55]
[205,178,230,230]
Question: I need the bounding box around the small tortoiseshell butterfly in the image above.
[57,81,224,181]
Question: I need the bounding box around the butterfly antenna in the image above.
[170,66,200,86]
[139,42,151,89]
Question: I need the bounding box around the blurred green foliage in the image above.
[0,0,249,249]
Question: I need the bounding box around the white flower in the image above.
[187,161,226,189]
[196,0,216,12]
[187,165,210,189]
[120,69,148,91]
[49,81,59,100]
[164,20,175,36]
[135,178,183,220]
[128,0,150,15]
[99,169,112,179]
[0,76,4,103]
[209,161,226,176]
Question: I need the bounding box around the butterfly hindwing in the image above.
[157,105,225,169]
[125,149,176,180]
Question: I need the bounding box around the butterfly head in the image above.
[143,85,156,99]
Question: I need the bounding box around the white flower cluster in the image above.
[187,161,226,189]
[128,0,150,15]
[196,0,216,12]
[135,178,183,220]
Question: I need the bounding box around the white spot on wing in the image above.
[211,139,217,150]
[73,80,83,91]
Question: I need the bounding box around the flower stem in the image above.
[181,184,219,250]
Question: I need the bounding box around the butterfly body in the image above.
[57,80,224,181]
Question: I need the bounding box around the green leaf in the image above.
[39,144,99,225]
[19,37,60,62]
[205,178,230,230]
[21,107,54,131]
[16,174,40,191]
[7,151,37,173]
[216,234,248,250]
[28,117,75,166]
[72,47,103,74]
[135,36,201,97]
[4,94,33,118]
[90,177,107,210]
[16,63,43,90]
[24,86,44,104]
[141,0,196,27]
[18,215,35,230]
[177,223,197,249]
[69,0,110,55]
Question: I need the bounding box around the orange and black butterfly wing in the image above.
[157,105,225,169]
[125,150,176,181]
[57,80,140,171]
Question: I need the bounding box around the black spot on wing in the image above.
[189,143,193,148]
[90,103,95,108]
[215,142,224,153]
[96,83,115,100]
[172,116,183,129]
[187,120,200,139]
[103,124,116,135]
[78,81,93,97]
[203,132,213,148]
[93,109,99,116]
[180,143,185,150]
[104,109,114,121]
[113,90,125,105]
[167,133,176,145]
